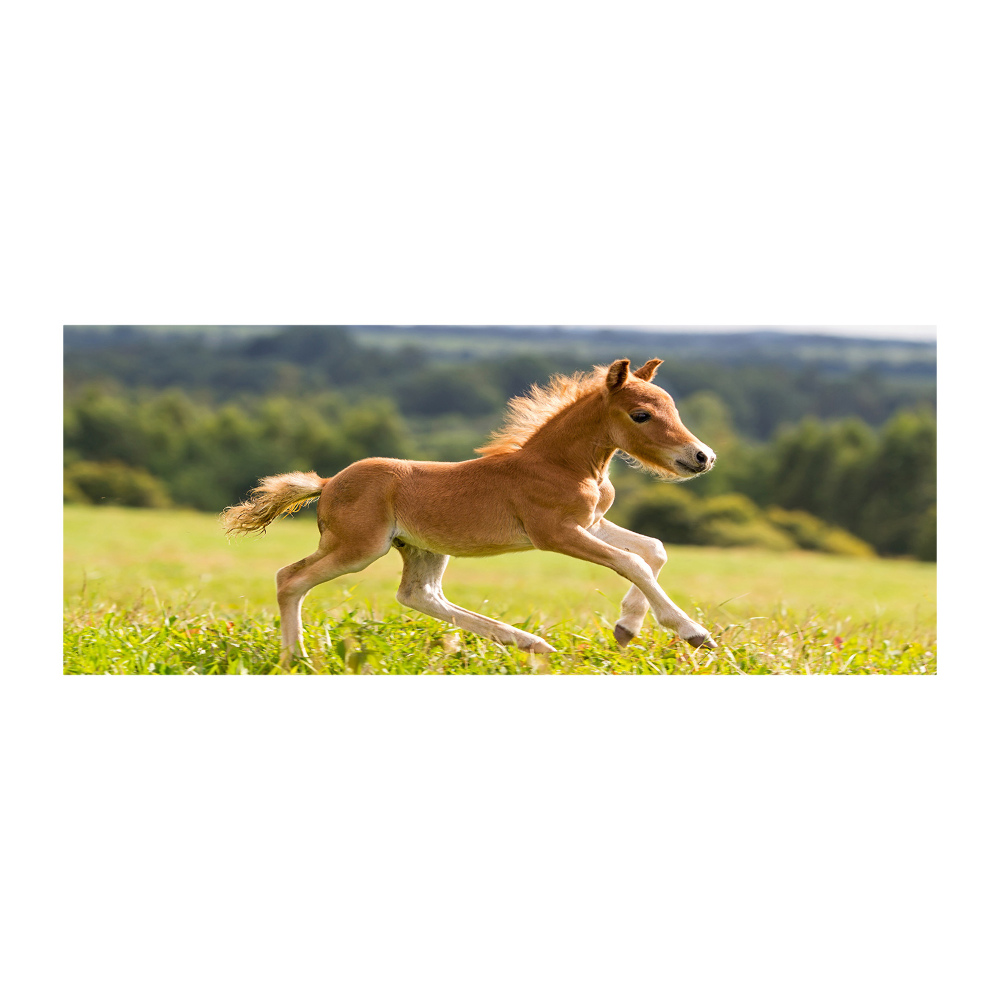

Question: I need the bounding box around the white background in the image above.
[4,2,997,998]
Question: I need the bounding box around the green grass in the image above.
[63,505,937,675]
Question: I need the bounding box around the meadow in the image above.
[63,506,936,675]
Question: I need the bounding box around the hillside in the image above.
[345,325,936,373]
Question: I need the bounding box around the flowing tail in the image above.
[220,471,328,537]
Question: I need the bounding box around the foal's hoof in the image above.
[683,630,717,650]
[613,624,636,648]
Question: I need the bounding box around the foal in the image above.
[222,358,718,667]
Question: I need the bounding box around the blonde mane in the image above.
[475,365,609,457]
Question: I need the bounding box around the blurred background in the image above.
[63,325,936,561]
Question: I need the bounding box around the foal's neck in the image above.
[521,392,616,481]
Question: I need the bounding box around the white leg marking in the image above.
[396,546,555,653]
[589,519,668,643]
[537,524,716,649]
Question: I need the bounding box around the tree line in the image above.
[64,326,935,441]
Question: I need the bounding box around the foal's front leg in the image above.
[395,544,556,654]
[533,523,717,649]
[589,519,667,646]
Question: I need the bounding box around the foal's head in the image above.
[602,358,716,481]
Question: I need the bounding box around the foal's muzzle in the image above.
[675,443,716,475]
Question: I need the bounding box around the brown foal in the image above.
[221,358,718,668]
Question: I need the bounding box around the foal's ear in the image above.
[606,359,631,391]
[633,358,663,382]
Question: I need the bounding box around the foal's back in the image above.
[317,455,537,557]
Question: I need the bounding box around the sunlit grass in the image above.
[63,505,936,675]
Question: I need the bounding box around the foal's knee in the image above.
[646,539,668,574]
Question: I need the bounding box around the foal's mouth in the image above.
[676,458,716,479]
[671,461,715,482]
[623,451,709,483]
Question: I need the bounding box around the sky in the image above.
[626,326,936,341]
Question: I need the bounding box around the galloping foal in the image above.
[222,358,718,667]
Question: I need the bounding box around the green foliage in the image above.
[626,488,700,545]
[64,460,171,508]
[914,505,936,562]
[697,493,761,525]
[64,386,411,512]
[620,488,870,555]
[63,475,88,505]
[694,495,797,550]
[856,408,937,557]
[396,365,504,416]
[757,416,879,528]
[692,408,935,560]
[764,507,875,558]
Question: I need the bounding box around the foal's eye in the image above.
[630,411,651,423]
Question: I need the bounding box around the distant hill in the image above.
[64,324,933,374]
[344,325,936,374]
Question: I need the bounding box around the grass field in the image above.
[63,505,937,675]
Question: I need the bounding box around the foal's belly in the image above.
[393,524,535,558]
[395,511,534,556]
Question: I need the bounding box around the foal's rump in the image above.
[320,456,534,558]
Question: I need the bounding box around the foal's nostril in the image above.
[696,451,707,465]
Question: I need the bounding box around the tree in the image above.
[856,408,936,556]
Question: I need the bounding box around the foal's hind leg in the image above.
[395,543,555,654]
[276,534,390,669]
[589,519,667,647]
